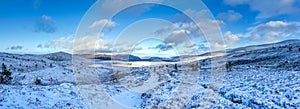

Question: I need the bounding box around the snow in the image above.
[0,83,88,109]
[0,39,300,108]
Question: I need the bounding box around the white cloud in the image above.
[42,37,70,49]
[247,21,300,42]
[184,42,196,48]
[155,19,225,39]
[211,42,226,50]
[165,29,189,45]
[223,31,240,46]
[72,34,111,54]
[249,34,261,41]
[155,23,180,34]
[89,19,116,30]
[7,45,23,50]
[217,10,243,22]
[224,0,300,18]
[263,32,281,42]
[154,14,226,52]
[256,21,298,32]
[41,33,111,54]
[49,37,67,48]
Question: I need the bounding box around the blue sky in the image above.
[1,0,300,57]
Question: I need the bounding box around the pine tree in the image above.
[1,63,12,84]
[2,63,11,76]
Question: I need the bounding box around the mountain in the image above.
[141,57,177,62]
[0,39,299,108]
[76,39,300,63]
[77,54,141,61]
[227,39,300,53]
[41,51,72,61]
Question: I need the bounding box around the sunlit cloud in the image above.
[247,21,300,42]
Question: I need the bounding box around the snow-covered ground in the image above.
[0,39,300,109]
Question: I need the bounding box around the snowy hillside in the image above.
[0,39,300,109]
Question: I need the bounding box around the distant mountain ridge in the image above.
[75,39,300,62]
[4,39,296,62]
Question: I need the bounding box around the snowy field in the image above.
[0,40,300,109]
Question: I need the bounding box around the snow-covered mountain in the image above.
[0,39,299,109]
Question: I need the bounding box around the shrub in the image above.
[114,71,120,81]
[289,46,292,51]
[226,61,233,71]
[191,63,199,71]
[35,78,41,85]
[174,64,178,71]
[0,63,12,84]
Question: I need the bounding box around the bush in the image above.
[35,78,41,85]
[114,71,120,81]
[289,46,292,51]
[0,63,12,84]
[226,61,233,71]
[191,63,199,71]
[174,64,178,71]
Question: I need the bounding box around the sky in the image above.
[1,0,300,57]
